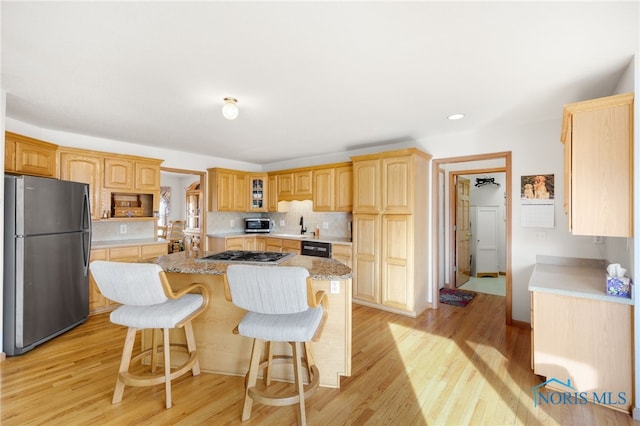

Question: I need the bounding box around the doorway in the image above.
[160,167,207,251]
[432,152,513,325]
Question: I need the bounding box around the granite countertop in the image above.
[149,250,352,280]
[528,255,633,305]
[92,238,168,249]
[208,232,352,245]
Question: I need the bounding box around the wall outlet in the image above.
[119,224,127,234]
[323,221,329,229]
[280,220,285,227]
[330,281,340,294]
[230,220,235,227]
[593,236,604,244]
[535,231,546,240]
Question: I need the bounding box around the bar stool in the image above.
[223,264,327,425]
[90,260,209,409]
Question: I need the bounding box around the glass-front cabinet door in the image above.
[185,181,201,229]
[248,174,268,212]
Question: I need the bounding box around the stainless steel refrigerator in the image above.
[3,175,92,356]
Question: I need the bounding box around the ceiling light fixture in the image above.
[447,113,465,121]
[222,97,239,120]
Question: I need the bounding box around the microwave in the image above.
[245,217,271,233]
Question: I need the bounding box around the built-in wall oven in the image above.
[300,240,332,258]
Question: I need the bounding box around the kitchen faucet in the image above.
[299,216,307,235]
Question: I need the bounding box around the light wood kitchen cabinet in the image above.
[5,135,15,173]
[313,163,353,212]
[58,147,162,219]
[353,159,380,213]
[335,165,353,212]
[89,242,169,314]
[262,237,300,253]
[104,157,162,192]
[351,148,430,316]
[244,236,266,251]
[58,148,103,220]
[561,92,634,237]
[282,239,301,254]
[5,131,58,177]
[134,160,161,191]
[276,169,313,201]
[331,243,353,268]
[225,237,246,251]
[208,235,267,252]
[352,214,380,303]
[381,214,413,310]
[207,168,248,212]
[531,290,632,413]
[104,158,134,189]
[88,248,110,313]
[313,167,334,211]
[265,237,283,252]
[233,173,247,211]
[383,156,413,213]
[268,175,278,211]
[247,174,268,212]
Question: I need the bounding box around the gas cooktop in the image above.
[196,250,296,264]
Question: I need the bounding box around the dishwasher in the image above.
[300,240,332,258]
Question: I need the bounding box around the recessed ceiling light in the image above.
[447,113,465,120]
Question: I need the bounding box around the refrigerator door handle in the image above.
[82,189,92,274]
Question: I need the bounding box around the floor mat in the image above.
[439,288,477,307]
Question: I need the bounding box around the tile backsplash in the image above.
[207,200,352,239]
[92,220,155,241]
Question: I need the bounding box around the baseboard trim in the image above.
[510,319,530,329]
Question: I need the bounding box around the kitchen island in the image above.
[146,250,352,388]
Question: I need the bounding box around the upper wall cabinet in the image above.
[58,147,162,219]
[313,163,353,212]
[104,157,161,191]
[268,174,278,212]
[5,131,58,177]
[561,92,634,237]
[104,158,134,189]
[207,168,248,212]
[247,173,268,212]
[135,161,162,191]
[276,170,313,201]
[58,148,104,220]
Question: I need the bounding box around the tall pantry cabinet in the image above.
[351,148,431,317]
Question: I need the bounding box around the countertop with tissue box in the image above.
[528,255,634,305]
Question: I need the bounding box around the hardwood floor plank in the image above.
[1,293,635,425]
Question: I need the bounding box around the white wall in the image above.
[417,118,607,323]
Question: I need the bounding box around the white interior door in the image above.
[476,206,499,277]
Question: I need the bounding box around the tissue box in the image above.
[606,275,632,298]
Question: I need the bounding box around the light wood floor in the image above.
[1,293,634,425]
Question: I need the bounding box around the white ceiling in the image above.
[2,2,638,165]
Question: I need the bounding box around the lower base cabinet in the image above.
[89,242,168,314]
[531,291,632,413]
